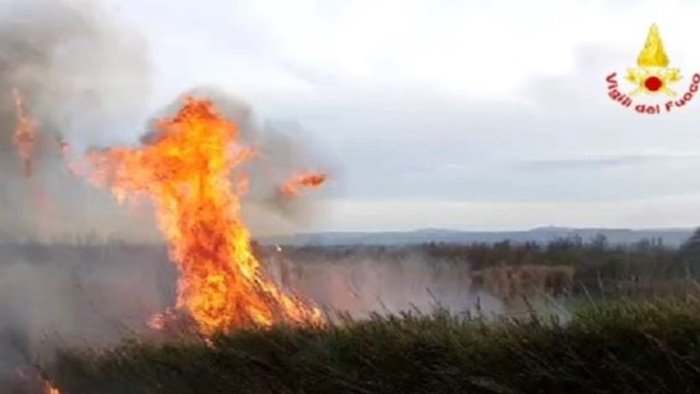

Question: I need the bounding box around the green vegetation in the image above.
[51,299,700,394]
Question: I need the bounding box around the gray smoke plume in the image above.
[0,0,153,389]
[0,0,152,241]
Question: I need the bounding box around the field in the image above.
[2,232,700,393]
[49,299,700,394]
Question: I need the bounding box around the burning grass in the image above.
[49,298,700,394]
[71,97,325,334]
[12,88,37,178]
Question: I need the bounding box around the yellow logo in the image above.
[606,24,699,114]
[625,24,681,96]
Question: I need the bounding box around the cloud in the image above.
[91,0,700,229]
[517,152,700,170]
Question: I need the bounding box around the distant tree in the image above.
[676,227,700,277]
[591,234,608,250]
[680,228,700,253]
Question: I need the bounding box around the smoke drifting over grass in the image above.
[265,250,504,321]
[0,243,500,391]
[0,244,174,390]
[0,0,154,389]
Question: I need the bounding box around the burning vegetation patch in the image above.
[12,89,37,179]
[72,97,325,335]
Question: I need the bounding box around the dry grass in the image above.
[48,298,700,394]
[471,264,575,300]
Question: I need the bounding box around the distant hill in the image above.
[260,226,695,247]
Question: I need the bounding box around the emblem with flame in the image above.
[606,24,699,114]
[625,24,681,96]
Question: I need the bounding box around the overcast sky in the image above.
[97,0,700,231]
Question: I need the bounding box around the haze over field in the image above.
[262,227,695,247]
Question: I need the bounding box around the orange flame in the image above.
[43,379,61,394]
[280,171,327,198]
[76,97,323,334]
[12,89,37,178]
[58,136,70,156]
[33,185,51,210]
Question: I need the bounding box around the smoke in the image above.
[266,250,505,320]
[0,0,153,385]
[143,85,337,236]
[0,0,152,241]
[0,243,506,391]
[0,244,174,389]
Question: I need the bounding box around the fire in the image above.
[12,89,38,177]
[280,171,327,198]
[57,136,70,156]
[77,97,323,334]
[33,185,51,210]
[43,379,61,394]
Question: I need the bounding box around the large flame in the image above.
[12,89,37,178]
[77,97,323,334]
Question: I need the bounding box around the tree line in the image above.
[274,228,700,296]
